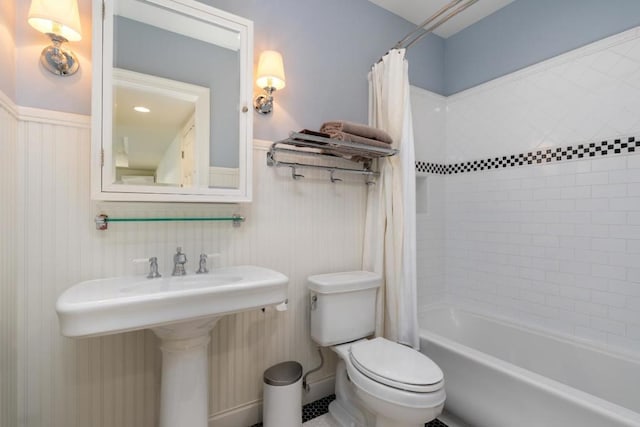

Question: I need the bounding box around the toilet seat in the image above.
[349,338,444,393]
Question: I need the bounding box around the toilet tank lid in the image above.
[308,271,381,294]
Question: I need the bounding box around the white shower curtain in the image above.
[363,48,419,349]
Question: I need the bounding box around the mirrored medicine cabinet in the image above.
[91,0,254,202]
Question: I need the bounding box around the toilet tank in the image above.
[308,271,381,346]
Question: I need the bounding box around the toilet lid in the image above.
[349,338,443,393]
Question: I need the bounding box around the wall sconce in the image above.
[28,0,82,76]
[254,50,286,115]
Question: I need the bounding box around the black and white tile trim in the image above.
[416,136,639,175]
[249,394,449,426]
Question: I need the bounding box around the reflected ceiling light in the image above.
[28,0,82,76]
[134,106,151,113]
[254,50,286,115]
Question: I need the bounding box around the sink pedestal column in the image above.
[152,317,222,427]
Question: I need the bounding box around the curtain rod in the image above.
[404,0,478,49]
[393,0,463,49]
[376,0,478,64]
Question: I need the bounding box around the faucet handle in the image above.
[133,257,162,279]
[196,253,220,274]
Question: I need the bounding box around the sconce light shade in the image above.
[256,50,286,90]
[28,0,82,42]
[28,0,82,76]
[254,50,285,114]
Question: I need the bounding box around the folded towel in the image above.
[320,121,393,145]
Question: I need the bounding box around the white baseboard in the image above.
[302,376,335,405]
[208,376,335,427]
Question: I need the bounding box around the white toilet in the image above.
[308,271,445,427]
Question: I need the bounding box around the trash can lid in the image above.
[264,361,303,386]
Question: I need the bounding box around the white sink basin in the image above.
[56,265,288,337]
[56,264,288,427]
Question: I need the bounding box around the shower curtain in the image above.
[363,48,419,349]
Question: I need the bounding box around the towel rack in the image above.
[267,132,398,184]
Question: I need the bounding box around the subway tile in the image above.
[609,197,640,211]
[575,300,608,316]
[591,211,627,225]
[608,307,640,325]
[545,199,576,212]
[533,187,563,200]
[591,183,627,198]
[627,324,640,340]
[574,249,610,264]
[626,154,640,170]
[559,235,592,249]
[608,279,640,297]
[560,286,592,301]
[546,295,575,310]
[610,224,640,239]
[575,198,609,211]
[609,168,640,183]
[626,211,640,224]
[590,316,626,335]
[573,274,609,291]
[591,238,625,252]
[532,234,560,247]
[626,296,640,311]
[560,211,591,224]
[575,171,609,186]
[561,186,591,199]
[591,264,627,280]
[626,239,640,253]
[607,253,640,268]
[574,223,610,238]
[545,271,576,286]
[591,155,628,171]
[591,290,628,308]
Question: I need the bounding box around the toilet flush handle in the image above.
[310,294,318,310]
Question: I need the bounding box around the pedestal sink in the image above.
[56,265,288,427]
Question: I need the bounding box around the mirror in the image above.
[92,0,254,202]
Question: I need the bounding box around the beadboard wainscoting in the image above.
[0,91,18,427]
[11,106,367,426]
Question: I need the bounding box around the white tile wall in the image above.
[0,92,18,427]
[412,27,640,354]
[416,174,446,310]
[411,87,447,311]
[411,87,446,164]
[12,108,367,426]
[445,158,640,352]
[446,27,640,164]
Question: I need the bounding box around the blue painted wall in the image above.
[200,0,444,141]
[444,0,640,95]
[0,0,16,101]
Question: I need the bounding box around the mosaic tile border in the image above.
[416,136,639,175]
[250,393,448,426]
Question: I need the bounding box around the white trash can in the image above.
[263,361,303,427]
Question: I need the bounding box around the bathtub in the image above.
[419,306,640,427]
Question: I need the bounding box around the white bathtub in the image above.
[419,306,640,427]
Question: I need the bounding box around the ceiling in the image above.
[367,0,515,39]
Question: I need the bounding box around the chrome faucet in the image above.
[172,247,187,276]
[196,253,209,274]
[148,257,161,279]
